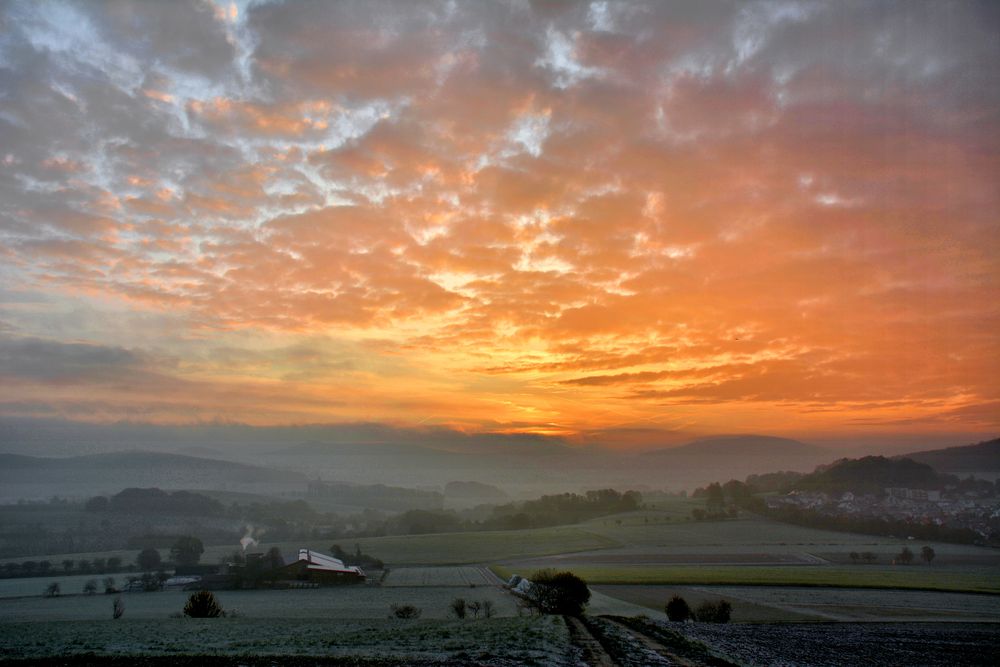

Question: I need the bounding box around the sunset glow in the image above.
[1,1,997,446]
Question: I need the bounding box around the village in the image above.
[765,485,1000,542]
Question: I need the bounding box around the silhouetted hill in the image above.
[899,437,1000,473]
[790,456,944,495]
[637,435,830,478]
[0,451,305,502]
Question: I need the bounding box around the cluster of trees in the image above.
[449,597,496,619]
[321,489,643,538]
[1,556,126,579]
[665,595,732,623]
[86,489,226,516]
[486,489,643,531]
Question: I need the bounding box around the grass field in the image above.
[0,584,518,621]
[491,563,1000,593]
[593,584,1000,622]
[0,615,572,664]
[0,525,619,570]
[382,566,498,587]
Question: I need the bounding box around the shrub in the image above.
[467,600,482,618]
[665,595,692,622]
[103,576,117,594]
[896,546,914,565]
[44,582,61,597]
[83,579,98,595]
[481,599,495,618]
[183,590,225,618]
[390,604,422,619]
[694,599,732,623]
[112,596,124,619]
[528,569,591,616]
[449,597,467,619]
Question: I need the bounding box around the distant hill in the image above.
[899,437,1000,473]
[637,435,831,479]
[444,480,508,503]
[790,456,944,495]
[0,451,305,502]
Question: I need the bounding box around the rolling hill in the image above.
[899,437,1000,474]
[0,451,306,503]
[637,435,831,480]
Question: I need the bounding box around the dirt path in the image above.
[565,615,618,667]
[602,618,695,666]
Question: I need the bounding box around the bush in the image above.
[665,595,692,622]
[112,596,124,619]
[528,569,591,616]
[449,597,467,619]
[183,590,225,618]
[44,582,60,597]
[390,604,422,619]
[83,579,98,595]
[694,599,732,623]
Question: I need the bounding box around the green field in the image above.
[492,563,1000,593]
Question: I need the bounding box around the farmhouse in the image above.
[272,548,366,584]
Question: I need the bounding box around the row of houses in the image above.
[765,488,1000,540]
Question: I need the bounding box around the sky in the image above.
[0,0,997,447]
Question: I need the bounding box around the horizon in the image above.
[1,1,998,449]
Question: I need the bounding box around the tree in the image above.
[44,582,60,597]
[849,552,860,564]
[266,546,284,570]
[896,546,914,565]
[112,596,125,619]
[107,557,122,572]
[467,600,482,618]
[481,599,495,618]
[449,597,467,619]
[103,577,117,593]
[921,546,935,564]
[171,536,204,567]
[705,483,724,511]
[527,570,591,616]
[184,591,225,618]
[665,595,692,622]
[136,548,161,571]
[61,559,74,573]
[694,599,732,623]
[85,496,109,512]
[861,552,877,564]
[83,579,98,595]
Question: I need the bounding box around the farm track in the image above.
[601,618,696,666]
[565,616,618,667]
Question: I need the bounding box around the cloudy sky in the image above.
[0,0,997,446]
